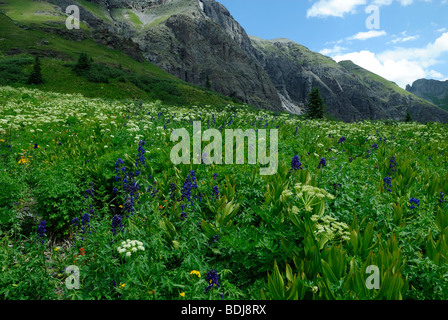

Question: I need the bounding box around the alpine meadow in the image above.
[1,0,448,303]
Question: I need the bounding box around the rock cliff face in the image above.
[136,0,283,110]
[249,36,448,123]
[406,79,448,111]
[43,0,448,122]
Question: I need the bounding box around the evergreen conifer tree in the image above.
[73,53,91,75]
[306,87,324,119]
[27,55,43,85]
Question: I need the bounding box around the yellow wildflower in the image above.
[179,292,185,297]
[119,283,125,289]
[18,156,30,165]
[190,270,201,278]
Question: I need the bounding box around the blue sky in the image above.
[218,0,448,88]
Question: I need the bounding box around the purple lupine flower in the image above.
[383,176,392,192]
[169,183,177,199]
[205,269,220,293]
[317,158,327,169]
[111,215,124,236]
[212,185,219,200]
[291,155,303,170]
[388,156,398,176]
[409,198,420,210]
[37,220,46,244]
[84,188,94,199]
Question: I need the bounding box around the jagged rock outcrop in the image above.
[406,79,448,111]
[135,0,282,110]
[249,36,448,123]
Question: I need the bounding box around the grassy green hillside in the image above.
[0,6,240,106]
[419,93,448,112]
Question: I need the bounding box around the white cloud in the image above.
[373,0,431,5]
[380,32,448,67]
[348,30,387,40]
[307,0,433,18]
[331,32,448,88]
[388,35,419,44]
[372,0,413,5]
[306,0,367,18]
[320,45,348,56]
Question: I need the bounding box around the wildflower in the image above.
[190,270,201,278]
[180,170,198,203]
[317,158,327,169]
[290,155,303,170]
[84,187,94,199]
[388,156,398,176]
[36,220,46,244]
[33,143,39,149]
[372,143,379,149]
[212,185,219,200]
[338,137,346,144]
[111,214,124,236]
[409,197,420,210]
[119,283,125,289]
[135,140,146,167]
[180,292,185,298]
[117,239,145,257]
[169,183,177,199]
[213,173,218,180]
[205,269,220,293]
[383,176,392,192]
[18,156,30,165]
[81,213,90,225]
[211,234,219,243]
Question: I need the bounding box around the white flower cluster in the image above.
[280,183,335,207]
[312,215,351,242]
[293,183,336,200]
[117,239,145,257]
